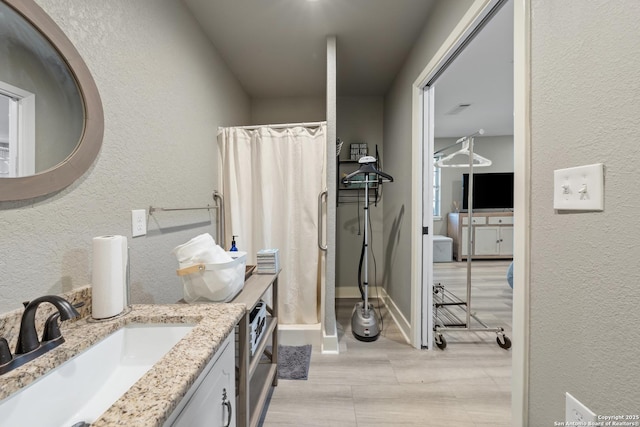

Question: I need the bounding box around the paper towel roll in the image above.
[92,235,128,319]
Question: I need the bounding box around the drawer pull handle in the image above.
[222,388,233,427]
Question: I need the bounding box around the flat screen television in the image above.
[462,172,514,210]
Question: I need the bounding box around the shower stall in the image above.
[217,122,331,347]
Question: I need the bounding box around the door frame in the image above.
[419,86,435,349]
[0,81,35,177]
[410,0,530,424]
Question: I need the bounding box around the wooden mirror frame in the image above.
[1,0,104,201]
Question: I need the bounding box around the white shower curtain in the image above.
[218,124,327,324]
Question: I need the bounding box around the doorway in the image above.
[411,0,530,423]
[419,0,513,349]
[0,81,35,177]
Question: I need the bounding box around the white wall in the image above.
[0,0,250,313]
[434,135,513,236]
[528,0,640,423]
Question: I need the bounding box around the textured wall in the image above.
[336,96,384,292]
[383,0,475,318]
[528,0,640,423]
[0,0,250,313]
[251,97,325,125]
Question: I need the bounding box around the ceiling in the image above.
[433,0,513,137]
[182,0,436,97]
[181,0,513,137]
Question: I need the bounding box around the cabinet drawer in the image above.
[462,216,487,225]
[488,216,513,225]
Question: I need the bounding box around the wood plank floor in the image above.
[260,260,513,427]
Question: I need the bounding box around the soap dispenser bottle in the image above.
[230,235,238,252]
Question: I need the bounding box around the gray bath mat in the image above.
[277,345,312,380]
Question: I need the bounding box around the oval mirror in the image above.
[0,0,103,201]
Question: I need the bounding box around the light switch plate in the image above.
[554,163,604,211]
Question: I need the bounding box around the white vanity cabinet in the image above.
[473,224,514,256]
[164,333,235,427]
[448,212,514,261]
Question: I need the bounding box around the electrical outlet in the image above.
[554,163,604,211]
[131,209,146,237]
[566,392,597,424]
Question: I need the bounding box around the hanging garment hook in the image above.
[342,156,394,183]
[435,140,492,168]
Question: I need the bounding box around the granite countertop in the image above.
[0,303,245,426]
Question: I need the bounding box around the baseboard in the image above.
[321,331,339,354]
[335,286,361,299]
[379,288,412,345]
[337,286,412,345]
[277,323,322,347]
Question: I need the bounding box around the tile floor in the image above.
[260,260,513,427]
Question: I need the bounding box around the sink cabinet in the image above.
[164,333,235,427]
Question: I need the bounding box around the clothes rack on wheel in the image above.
[432,129,511,350]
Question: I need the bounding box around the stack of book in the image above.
[257,248,279,274]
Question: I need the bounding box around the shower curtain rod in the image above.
[218,121,326,131]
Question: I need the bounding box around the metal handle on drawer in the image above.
[222,388,232,427]
[318,189,328,251]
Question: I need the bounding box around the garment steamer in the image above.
[342,156,393,341]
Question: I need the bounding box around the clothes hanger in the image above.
[435,140,492,168]
[342,156,394,183]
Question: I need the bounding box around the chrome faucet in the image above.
[0,295,80,375]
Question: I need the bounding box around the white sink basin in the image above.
[0,323,194,427]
